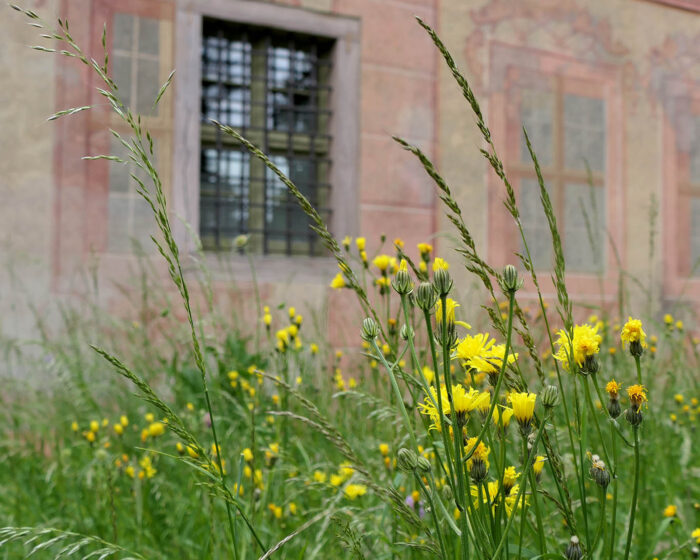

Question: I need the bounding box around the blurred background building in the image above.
[2,0,700,342]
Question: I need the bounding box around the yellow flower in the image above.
[510,392,537,430]
[435,298,468,328]
[145,413,155,423]
[554,324,602,371]
[621,317,647,347]
[356,237,366,251]
[289,502,298,515]
[503,466,519,493]
[493,406,514,429]
[263,312,271,326]
[89,420,99,433]
[330,474,343,487]
[268,503,282,519]
[342,236,351,250]
[627,385,647,409]
[432,257,449,271]
[148,422,165,437]
[674,393,684,404]
[84,431,96,443]
[417,243,433,257]
[456,333,495,365]
[373,254,393,274]
[313,470,327,484]
[469,343,517,375]
[606,379,622,399]
[344,484,367,500]
[310,343,319,355]
[113,424,124,436]
[394,238,404,249]
[663,504,677,518]
[379,443,389,456]
[533,455,546,477]
[676,320,684,331]
[464,437,490,474]
[242,448,253,462]
[664,313,673,325]
[71,421,79,432]
[330,273,345,289]
[420,366,435,385]
[692,528,700,544]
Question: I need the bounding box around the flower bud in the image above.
[441,483,453,503]
[361,317,380,342]
[416,282,437,312]
[542,385,559,408]
[416,456,431,473]
[565,536,583,560]
[469,459,488,483]
[625,406,643,427]
[607,397,621,419]
[433,268,453,298]
[590,457,610,489]
[392,267,414,296]
[397,448,418,472]
[500,264,523,295]
[400,324,413,341]
[580,354,599,375]
[630,340,644,358]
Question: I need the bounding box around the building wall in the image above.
[2,0,700,350]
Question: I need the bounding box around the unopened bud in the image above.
[400,324,413,341]
[397,448,418,472]
[500,264,523,295]
[565,536,583,560]
[625,406,643,427]
[416,282,437,312]
[542,385,559,408]
[416,456,431,473]
[580,354,599,375]
[392,264,414,296]
[630,340,644,358]
[607,397,621,419]
[433,268,453,297]
[361,317,380,342]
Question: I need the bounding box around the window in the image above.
[199,19,333,255]
[104,10,172,254]
[513,79,606,274]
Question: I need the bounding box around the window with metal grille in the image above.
[199,18,333,255]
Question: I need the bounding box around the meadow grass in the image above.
[2,6,699,559]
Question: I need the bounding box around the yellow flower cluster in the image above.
[456,332,517,374]
[554,323,602,371]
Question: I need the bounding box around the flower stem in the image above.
[623,426,641,560]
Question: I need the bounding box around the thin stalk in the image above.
[491,415,548,558]
[608,423,619,560]
[370,339,419,452]
[583,376,613,473]
[529,469,545,555]
[415,473,449,560]
[623,426,641,560]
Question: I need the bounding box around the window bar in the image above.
[241,32,250,244]
[214,27,225,250]
[308,42,318,256]
[286,39,295,256]
[262,34,270,254]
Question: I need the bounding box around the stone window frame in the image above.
[662,80,700,301]
[172,0,361,283]
[487,41,625,301]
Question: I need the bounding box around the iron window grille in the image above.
[200,18,333,255]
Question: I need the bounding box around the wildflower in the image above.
[186,445,199,459]
[373,254,393,274]
[626,384,647,426]
[71,421,79,432]
[503,466,518,495]
[89,420,99,433]
[500,264,523,295]
[379,443,389,456]
[145,413,155,423]
[554,324,602,374]
[533,455,546,481]
[355,237,366,251]
[330,273,345,289]
[148,422,166,437]
[342,236,351,250]
[621,317,647,357]
[510,392,537,435]
[113,424,124,436]
[344,484,367,500]
[692,528,700,543]
[606,379,623,418]
[565,536,583,560]
[339,462,354,480]
[263,309,271,327]
[125,465,135,478]
[542,385,559,408]
[420,366,435,385]
[435,298,460,326]
[268,503,282,519]
[242,448,253,462]
[589,454,610,489]
[663,504,677,518]
[84,431,96,443]
[139,455,157,478]
[465,437,490,482]
[313,470,327,484]
[418,243,433,260]
[493,406,514,431]
[394,237,404,249]
[392,259,413,295]
[432,257,449,271]
[676,320,684,331]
